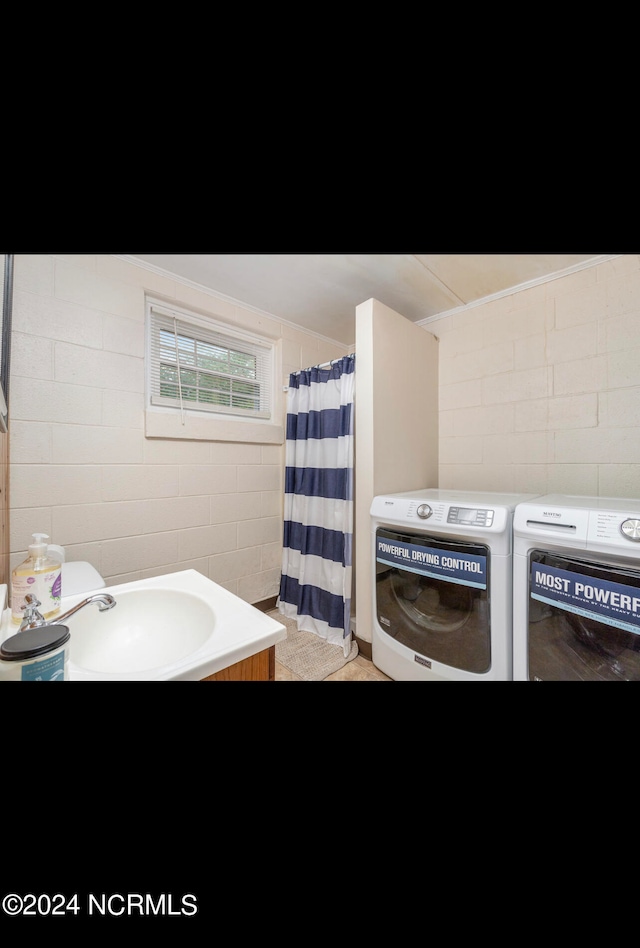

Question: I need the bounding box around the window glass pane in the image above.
[210,391,231,407]
[176,335,195,366]
[160,382,179,399]
[180,368,197,387]
[160,364,178,398]
[197,342,225,370]
[229,350,256,378]
[160,364,177,382]
[232,379,260,410]
[160,330,177,362]
[234,380,259,396]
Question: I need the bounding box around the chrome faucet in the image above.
[19,592,117,632]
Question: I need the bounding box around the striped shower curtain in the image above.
[277,354,355,658]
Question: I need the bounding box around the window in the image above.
[145,298,283,444]
[148,299,274,418]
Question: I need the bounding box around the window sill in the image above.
[144,409,284,444]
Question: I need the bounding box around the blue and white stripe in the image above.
[278,355,355,655]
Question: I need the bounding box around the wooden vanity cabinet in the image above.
[201,645,275,681]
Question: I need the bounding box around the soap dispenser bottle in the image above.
[11,534,63,625]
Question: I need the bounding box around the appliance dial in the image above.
[620,518,640,541]
[416,504,433,520]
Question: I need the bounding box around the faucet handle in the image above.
[20,594,46,630]
[23,593,42,610]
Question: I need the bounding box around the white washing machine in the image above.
[513,494,640,681]
[371,489,536,681]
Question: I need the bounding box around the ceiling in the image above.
[124,253,609,347]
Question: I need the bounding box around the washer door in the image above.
[375,528,491,674]
[528,551,640,681]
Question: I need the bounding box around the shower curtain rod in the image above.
[283,354,355,391]
[313,354,355,370]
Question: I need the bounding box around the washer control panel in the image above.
[447,506,495,527]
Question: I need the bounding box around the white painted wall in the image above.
[436,254,640,497]
[9,254,347,600]
[354,299,439,645]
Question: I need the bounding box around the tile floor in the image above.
[275,649,392,681]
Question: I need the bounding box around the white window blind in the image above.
[147,301,273,421]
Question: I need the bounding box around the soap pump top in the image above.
[29,533,50,562]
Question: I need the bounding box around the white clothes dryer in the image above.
[513,494,640,681]
[370,489,536,681]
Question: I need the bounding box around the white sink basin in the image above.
[70,588,214,673]
[41,569,287,681]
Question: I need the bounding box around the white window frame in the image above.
[144,297,284,444]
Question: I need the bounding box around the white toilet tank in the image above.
[61,562,106,596]
[48,544,106,597]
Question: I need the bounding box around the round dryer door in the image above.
[374,527,491,675]
[527,550,640,681]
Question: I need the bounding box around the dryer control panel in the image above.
[590,510,640,545]
[513,494,640,555]
[447,507,495,527]
[621,519,640,541]
[406,499,496,528]
[369,493,514,536]
[405,498,488,525]
[405,498,448,523]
